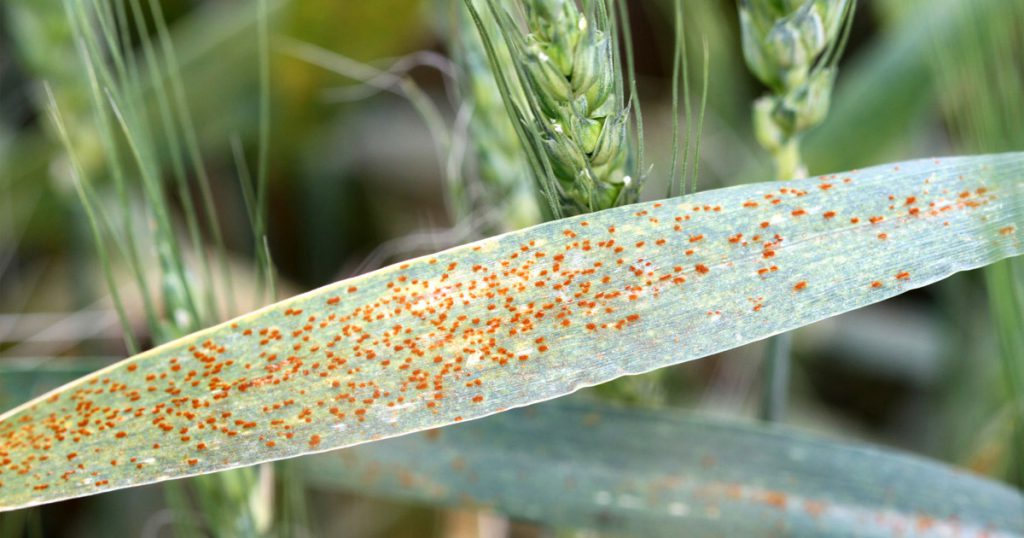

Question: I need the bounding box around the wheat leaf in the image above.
[304,400,1024,536]
[1,153,1022,510]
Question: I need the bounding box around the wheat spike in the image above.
[739,0,854,179]
[465,0,637,217]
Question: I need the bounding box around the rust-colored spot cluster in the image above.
[0,162,1006,499]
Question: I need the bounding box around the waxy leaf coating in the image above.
[306,401,1024,536]
[1,153,1021,510]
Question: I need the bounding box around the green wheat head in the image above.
[463,0,636,218]
[455,2,542,231]
[740,0,853,178]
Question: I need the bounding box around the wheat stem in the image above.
[740,0,855,421]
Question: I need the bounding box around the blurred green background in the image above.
[0,0,1021,536]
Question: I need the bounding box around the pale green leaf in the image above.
[304,400,1024,536]
[0,153,1021,510]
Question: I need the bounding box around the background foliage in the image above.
[0,0,1021,536]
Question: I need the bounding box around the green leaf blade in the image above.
[305,401,1024,536]
[1,153,1021,510]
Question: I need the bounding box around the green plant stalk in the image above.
[772,139,803,181]
[691,40,709,195]
[759,331,791,422]
[255,0,276,304]
[761,138,802,422]
[740,0,855,421]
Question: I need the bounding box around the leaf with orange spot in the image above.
[304,400,1024,536]
[0,154,1022,510]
